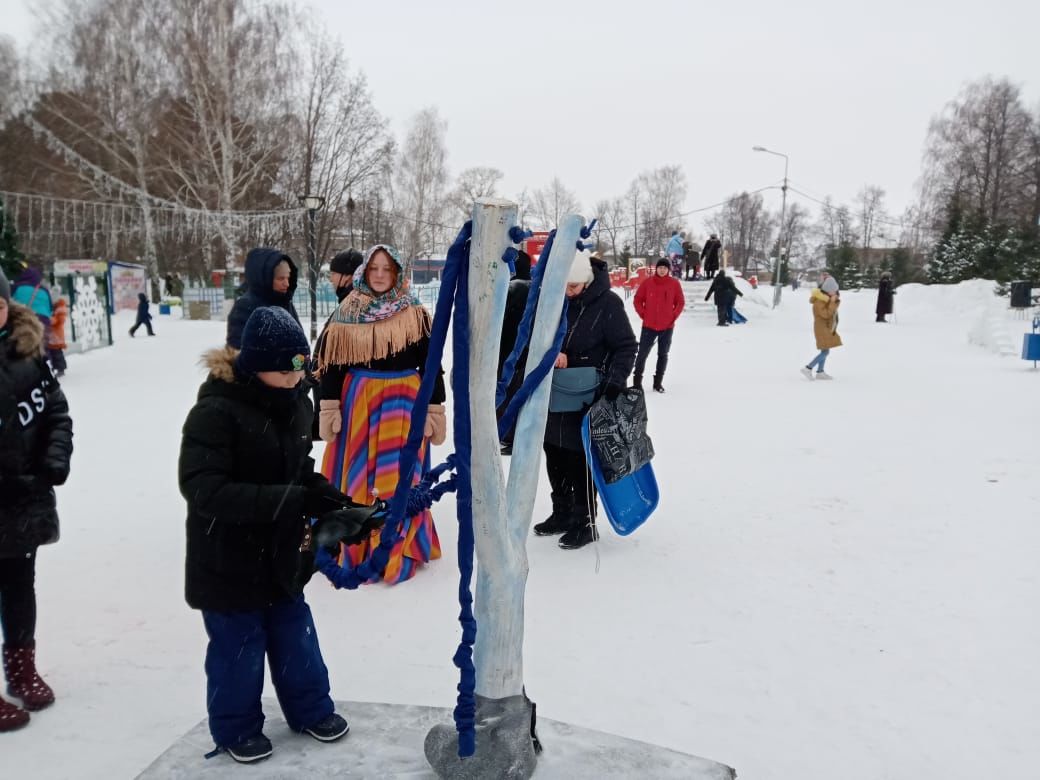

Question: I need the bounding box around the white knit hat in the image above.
[567,249,594,285]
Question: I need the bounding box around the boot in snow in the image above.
[0,697,29,731]
[815,371,834,380]
[533,514,572,536]
[3,643,55,712]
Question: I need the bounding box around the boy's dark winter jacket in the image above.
[179,347,326,612]
[704,274,742,306]
[0,304,73,556]
[545,259,637,451]
[226,249,301,349]
[136,292,152,323]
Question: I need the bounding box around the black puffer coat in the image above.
[545,259,637,451]
[179,348,327,612]
[705,274,742,306]
[226,248,301,349]
[0,304,73,556]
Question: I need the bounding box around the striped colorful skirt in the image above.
[321,368,441,584]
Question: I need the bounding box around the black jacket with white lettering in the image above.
[0,304,74,555]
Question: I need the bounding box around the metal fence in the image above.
[179,279,442,321]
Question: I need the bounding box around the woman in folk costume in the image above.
[314,245,446,584]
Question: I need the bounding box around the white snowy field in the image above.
[4,280,1039,779]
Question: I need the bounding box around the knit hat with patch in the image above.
[235,306,310,375]
[567,249,594,285]
[655,258,671,270]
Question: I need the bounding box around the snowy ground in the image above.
[5,280,1038,779]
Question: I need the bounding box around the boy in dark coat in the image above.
[0,269,73,731]
[226,248,301,349]
[129,292,154,337]
[704,270,742,326]
[537,251,637,550]
[179,306,379,763]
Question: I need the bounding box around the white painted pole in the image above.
[469,207,584,699]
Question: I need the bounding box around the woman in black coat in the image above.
[876,272,894,323]
[0,275,73,730]
[537,252,637,550]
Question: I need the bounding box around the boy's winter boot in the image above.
[227,733,273,764]
[304,712,350,743]
[0,697,30,731]
[3,642,55,712]
[631,374,642,390]
[653,376,665,393]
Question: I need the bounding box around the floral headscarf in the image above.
[315,244,431,370]
[336,244,421,323]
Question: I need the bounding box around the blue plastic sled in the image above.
[581,415,659,536]
[729,307,747,324]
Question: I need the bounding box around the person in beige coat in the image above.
[801,274,842,380]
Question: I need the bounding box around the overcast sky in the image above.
[4,0,1038,237]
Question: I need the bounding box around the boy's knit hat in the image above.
[0,268,10,303]
[655,258,671,270]
[821,277,839,295]
[235,306,310,375]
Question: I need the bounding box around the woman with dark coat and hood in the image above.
[226,248,300,349]
[314,245,446,584]
[876,271,894,323]
[704,269,742,326]
[536,250,637,550]
[0,269,73,731]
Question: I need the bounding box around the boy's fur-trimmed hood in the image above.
[4,303,45,359]
[200,345,238,383]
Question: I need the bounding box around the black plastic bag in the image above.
[585,387,654,483]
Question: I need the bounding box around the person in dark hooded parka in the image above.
[226,248,301,349]
[497,250,532,453]
[0,269,73,731]
[537,250,637,550]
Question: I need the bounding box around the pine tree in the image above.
[0,198,25,279]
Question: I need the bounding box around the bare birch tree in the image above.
[530,177,580,230]
[154,0,294,263]
[284,23,394,261]
[856,185,887,255]
[633,165,686,255]
[924,77,1033,225]
[448,166,503,221]
[395,106,449,262]
[593,196,628,264]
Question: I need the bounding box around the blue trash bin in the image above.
[1023,317,1040,367]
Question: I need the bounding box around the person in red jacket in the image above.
[632,258,685,393]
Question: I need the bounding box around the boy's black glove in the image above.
[304,481,352,518]
[312,500,389,552]
[603,382,624,401]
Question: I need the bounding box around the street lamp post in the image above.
[753,146,789,308]
[298,193,326,341]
